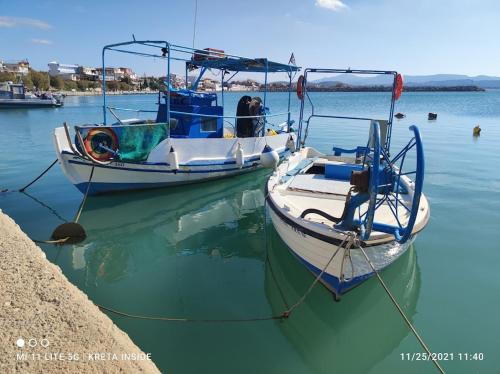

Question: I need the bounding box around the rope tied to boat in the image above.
[352,238,446,374]
[15,158,95,245]
[97,228,353,323]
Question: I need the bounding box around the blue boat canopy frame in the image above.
[296,68,399,155]
[101,39,301,135]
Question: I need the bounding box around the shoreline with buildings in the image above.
[0,59,489,94]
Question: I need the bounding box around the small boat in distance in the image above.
[267,68,429,299]
[428,112,437,120]
[54,39,299,195]
[0,81,63,108]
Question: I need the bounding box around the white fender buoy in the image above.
[168,146,179,171]
[286,135,296,153]
[260,145,279,169]
[235,143,244,168]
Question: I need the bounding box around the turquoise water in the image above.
[1,91,499,373]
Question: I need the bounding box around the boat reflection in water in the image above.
[264,227,421,374]
[70,171,268,287]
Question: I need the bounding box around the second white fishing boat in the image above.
[266,68,430,299]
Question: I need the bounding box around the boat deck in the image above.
[270,153,430,243]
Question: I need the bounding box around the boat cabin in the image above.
[156,90,223,138]
[0,82,26,99]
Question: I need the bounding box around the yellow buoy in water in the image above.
[473,125,481,136]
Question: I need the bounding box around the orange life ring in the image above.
[296,75,305,100]
[84,128,118,161]
[394,73,403,100]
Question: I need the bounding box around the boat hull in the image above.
[267,203,413,297]
[0,99,62,108]
[54,127,293,195]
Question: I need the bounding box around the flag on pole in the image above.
[289,53,296,66]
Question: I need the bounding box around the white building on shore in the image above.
[48,62,80,81]
[0,60,30,76]
[48,62,138,83]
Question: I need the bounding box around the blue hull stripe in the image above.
[62,150,284,167]
[68,159,261,174]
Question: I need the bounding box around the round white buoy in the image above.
[235,143,244,168]
[168,146,179,171]
[260,145,279,168]
[286,135,296,153]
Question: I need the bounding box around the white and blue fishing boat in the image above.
[53,40,299,194]
[266,68,430,299]
[0,81,63,108]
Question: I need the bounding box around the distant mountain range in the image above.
[312,74,500,88]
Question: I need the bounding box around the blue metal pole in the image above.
[221,70,224,116]
[287,70,292,132]
[166,43,171,132]
[102,48,107,124]
[262,59,268,136]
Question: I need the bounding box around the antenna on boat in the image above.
[192,0,198,49]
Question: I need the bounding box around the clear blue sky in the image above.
[1,0,499,78]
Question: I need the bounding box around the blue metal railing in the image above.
[101,39,300,137]
[295,68,398,155]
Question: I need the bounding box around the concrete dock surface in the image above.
[0,211,160,373]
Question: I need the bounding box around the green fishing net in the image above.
[117,123,168,161]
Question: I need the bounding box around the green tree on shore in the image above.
[106,81,119,91]
[64,80,77,90]
[77,80,89,91]
[119,82,130,91]
[0,72,16,82]
[30,70,49,91]
[50,76,64,90]
[21,75,34,90]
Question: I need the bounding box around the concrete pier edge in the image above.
[0,210,160,373]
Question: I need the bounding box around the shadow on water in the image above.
[265,226,421,374]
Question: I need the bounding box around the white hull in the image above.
[54,126,294,194]
[267,206,413,295]
[266,147,430,296]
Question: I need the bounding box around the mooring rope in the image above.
[74,165,95,223]
[20,191,68,223]
[356,243,446,374]
[97,229,351,323]
[18,159,58,192]
[22,161,95,245]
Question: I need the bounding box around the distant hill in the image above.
[312,74,500,88]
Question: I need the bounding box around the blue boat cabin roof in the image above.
[189,57,300,73]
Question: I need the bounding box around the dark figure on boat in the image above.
[236,95,253,137]
[236,96,264,137]
[249,97,264,136]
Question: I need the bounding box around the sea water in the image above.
[1,91,499,374]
